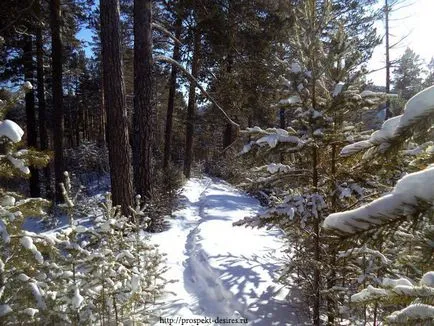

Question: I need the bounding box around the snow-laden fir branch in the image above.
[341,85,434,158]
[323,165,434,234]
[240,127,304,153]
[154,55,239,128]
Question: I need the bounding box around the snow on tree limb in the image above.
[386,304,434,324]
[154,55,239,128]
[0,120,24,143]
[323,165,434,234]
[340,85,434,157]
[240,127,304,153]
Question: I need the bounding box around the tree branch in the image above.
[152,23,182,46]
[154,55,240,128]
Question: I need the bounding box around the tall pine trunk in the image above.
[384,0,392,120]
[23,35,40,197]
[133,0,153,199]
[311,39,321,324]
[100,0,134,214]
[35,0,52,199]
[50,0,64,202]
[97,69,106,146]
[312,145,321,326]
[183,27,200,178]
[163,16,182,170]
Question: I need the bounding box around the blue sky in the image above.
[74,0,433,86]
[76,28,95,58]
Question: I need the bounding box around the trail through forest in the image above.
[151,177,308,325]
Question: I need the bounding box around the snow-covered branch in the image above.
[323,165,434,234]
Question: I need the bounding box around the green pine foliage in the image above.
[49,175,167,324]
[392,48,424,100]
[323,85,434,324]
[0,83,52,324]
[235,0,385,323]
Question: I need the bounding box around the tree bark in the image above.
[222,123,232,149]
[183,27,200,178]
[312,145,321,326]
[23,34,40,197]
[97,69,106,146]
[100,0,134,214]
[35,0,52,199]
[50,0,64,202]
[385,0,392,120]
[133,0,153,199]
[279,108,286,129]
[163,16,182,170]
[311,44,321,325]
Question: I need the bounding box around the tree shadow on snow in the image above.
[209,253,310,325]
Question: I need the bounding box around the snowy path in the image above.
[151,177,307,325]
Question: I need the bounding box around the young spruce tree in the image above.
[236,1,382,324]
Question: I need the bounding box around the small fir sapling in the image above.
[0,82,52,324]
[53,172,168,324]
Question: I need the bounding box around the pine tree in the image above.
[423,57,434,88]
[0,82,52,324]
[50,0,65,202]
[392,48,424,100]
[133,0,153,199]
[236,1,382,324]
[323,85,434,323]
[100,0,134,214]
[163,3,183,171]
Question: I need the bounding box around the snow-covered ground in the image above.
[151,177,308,325]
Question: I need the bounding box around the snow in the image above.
[340,141,370,157]
[338,246,390,265]
[0,195,15,207]
[0,304,12,317]
[279,96,301,105]
[386,303,434,323]
[0,120,24,143]
[151,177,307,325]
[23,308,38,317]
[421,271,434,287]
[332,82,345,97]
[360,90,383,98]
[0,219,10,243]
[312,110,322,119]
[18,273,30,282]
[264,163,293,174]
[257,134,301,149]
[323,165,434,233]
[8,155,30,174]
[351,285,388,302]
[71,288,84,309]
[370,115,401,144]
[340,85,434,157]
[290,62,302,73]
[20,236,44,263]
[241,127,304,151]
[23,81,33,90]
[382,277,412,288]
[130,274,141,293]
[398,85,434,132]
[29,282,46,309]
